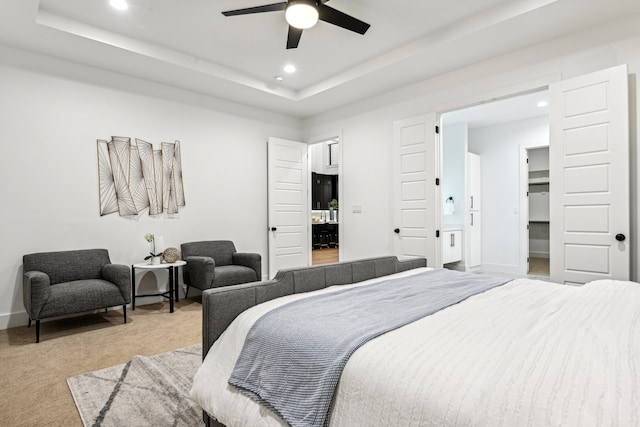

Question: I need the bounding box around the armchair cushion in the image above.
[40,279,126,319]
[213,265,259,288]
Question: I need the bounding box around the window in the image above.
[328,141,340,167]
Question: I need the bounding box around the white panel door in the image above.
[267,137,309,278]
[393,114,437,266]
[549,65,629,284]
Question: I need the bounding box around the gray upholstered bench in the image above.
[201,256,427,358]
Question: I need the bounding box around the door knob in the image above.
[394,228,400,234]
[615,233,626,242]
[271,227,277,232]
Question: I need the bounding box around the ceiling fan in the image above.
[221,0,370,49]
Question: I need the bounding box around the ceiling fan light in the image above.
[109,0,129,11]
[285,0,319,29]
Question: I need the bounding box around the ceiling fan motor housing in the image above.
[285,0,320,29]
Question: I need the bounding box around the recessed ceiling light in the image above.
[537,101,548,108]
[275,76,284,81]
[110,0,129,11]
[283,64,296,74]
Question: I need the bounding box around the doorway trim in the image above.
[438,88,552,277]
[519,143,550,275]
[307,130,344,265]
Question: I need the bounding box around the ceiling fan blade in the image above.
[222,2,286,17]
[317,4,370,35]
[286,26,303,49]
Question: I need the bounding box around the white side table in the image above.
[131,260,186,313]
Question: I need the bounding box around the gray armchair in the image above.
[180,240,261,298]
[23,249,131,343]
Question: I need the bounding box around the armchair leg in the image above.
[28,318,31,328]
[36,320,40,343]
[185,286,190,299]
[123,305,127,324]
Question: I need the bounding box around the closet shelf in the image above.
[529,177,549,185]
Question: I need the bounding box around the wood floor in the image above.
[312,247,339,265]
[529,257,550,276]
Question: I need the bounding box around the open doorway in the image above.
[440,90,549,276]
[309,138,340,265]
[525,146,550,276]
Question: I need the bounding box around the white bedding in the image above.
[191,268,640,426]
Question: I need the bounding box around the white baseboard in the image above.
[0,293,185,331]
[0,310,30,330]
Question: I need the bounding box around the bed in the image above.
[191,256,640,427]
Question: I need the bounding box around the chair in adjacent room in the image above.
[180,240,261,298]
[22,248,131,343]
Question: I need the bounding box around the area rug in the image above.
[67,344,204,426]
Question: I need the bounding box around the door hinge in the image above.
[436,230,440,238]
[526,158,529,163]
[526,191,529,197]
[435,125,440,134]
[527,224,530,230]
[435,178,440,186]
[527,257,530,262]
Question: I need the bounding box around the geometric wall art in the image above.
[97,137,185,217]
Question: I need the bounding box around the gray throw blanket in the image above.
[229,269,509,427]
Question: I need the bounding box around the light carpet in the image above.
[67,344,204,426]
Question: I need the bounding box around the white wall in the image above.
[0,48,302,328]
[303,14,640,276]
[468,117,549,272]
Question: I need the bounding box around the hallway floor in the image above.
[529,257,550,276]
[312,247,339,265]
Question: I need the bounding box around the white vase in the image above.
[150,256,162,265]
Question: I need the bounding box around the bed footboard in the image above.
[201,256,426,357]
